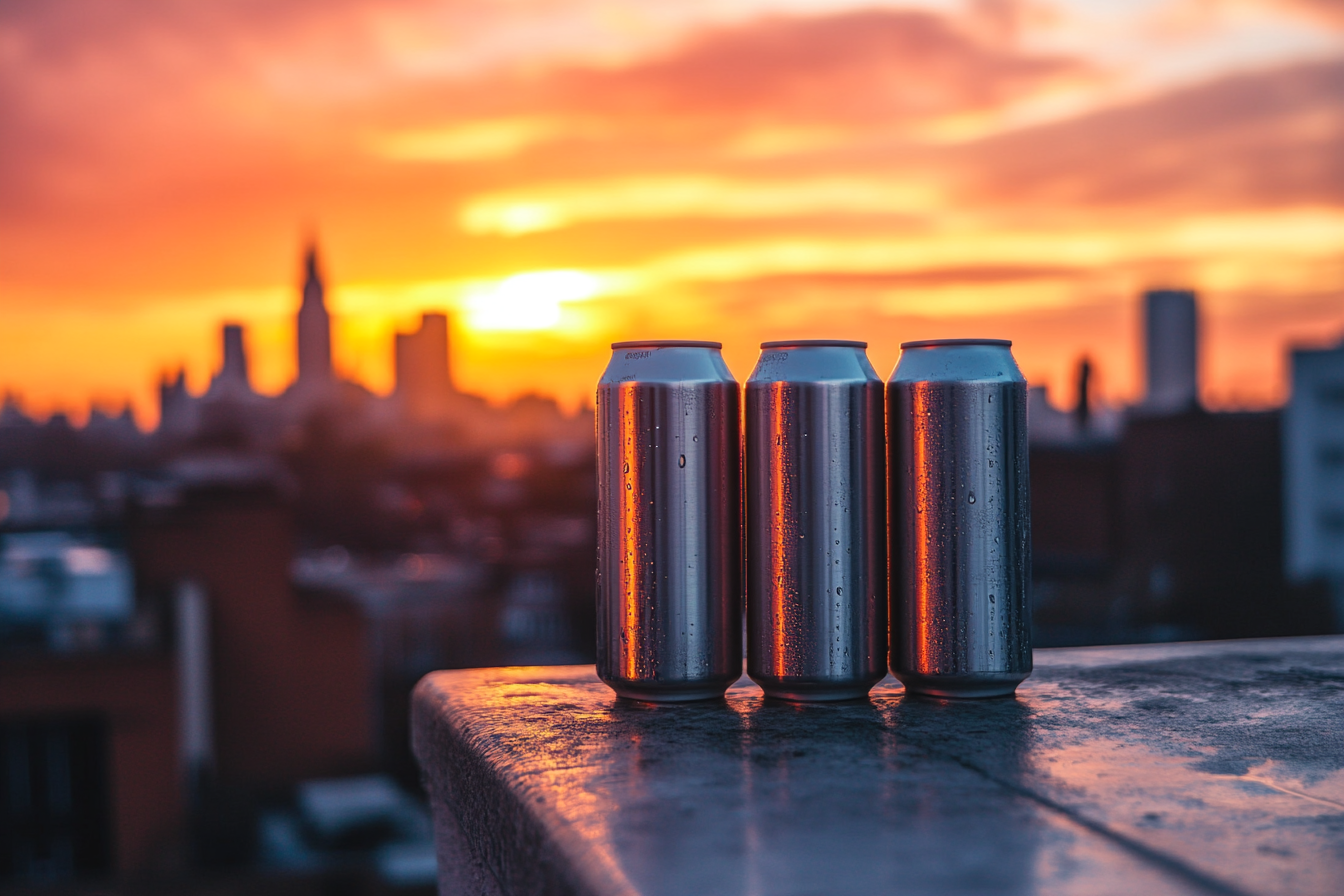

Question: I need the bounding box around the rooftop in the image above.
[414,636,1344,896]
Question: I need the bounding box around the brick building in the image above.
[1,481,374,881]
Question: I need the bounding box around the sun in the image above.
[462,270,601,332]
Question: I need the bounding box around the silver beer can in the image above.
[746,340,887,701]
[596,340,742,701]
[887,338,1031,698]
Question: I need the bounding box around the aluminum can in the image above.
[746,340,887,701]
[596,340,742,701]
[887,338,1031,698]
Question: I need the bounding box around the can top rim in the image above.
[759,339,867,349]
[611,340,722,350]
[900,338,1012,349]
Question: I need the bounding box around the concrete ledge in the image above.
[413,636,1344,895]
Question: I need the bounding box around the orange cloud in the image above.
[951,59,1344,216]
[525,9,1086,131]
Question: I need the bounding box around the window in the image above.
[0,717,110,881]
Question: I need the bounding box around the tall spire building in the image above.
[297,246,333,387]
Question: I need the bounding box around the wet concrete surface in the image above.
[412,636,1344,895]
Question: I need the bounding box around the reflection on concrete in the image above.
[413,636,1344,896]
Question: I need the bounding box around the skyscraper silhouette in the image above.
[395,313,455,422]
[214,323,251,395]
[1143,289,1199,413]
[297,246,332,387]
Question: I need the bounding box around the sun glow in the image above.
[462,270,603,332]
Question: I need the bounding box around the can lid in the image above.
[900,338,1012,349]
[611,339,722,350]
[759,339,868,349]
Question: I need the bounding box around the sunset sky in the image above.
[1,0,1342,425]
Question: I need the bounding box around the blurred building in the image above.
[1110,410,1315,639]
[1143,288,1199,414]
[0,525,176,878]
[295,246,333,391]
[207,323,253,400]
[0,436,597,886]
[132,479,374,791]
[1033,406,1332,644]
[0,640,179,879]
[159,369,199,438]
[1030,289,1333,645]
[1284,340,1344,626]
[395,313,454,424]
[0,472,379,881]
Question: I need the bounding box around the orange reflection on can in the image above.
[769,380,790,679]
[910,382,934,674]
[618,381,642,681]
